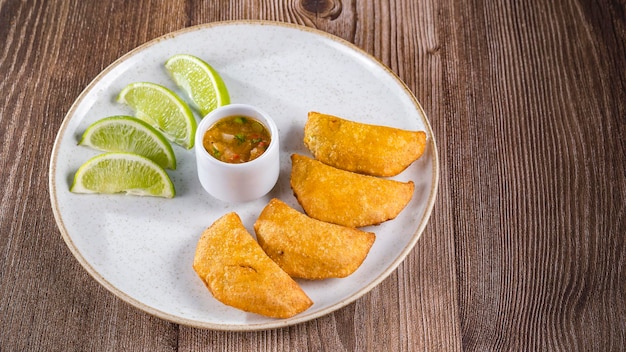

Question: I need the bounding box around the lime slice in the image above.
[71,152,175,198]
[79,116,176,169]
[165,54,230,117]
[117,82,196,149]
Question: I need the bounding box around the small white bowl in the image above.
[194,104,280,202]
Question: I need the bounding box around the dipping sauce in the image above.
[202,115,271,163]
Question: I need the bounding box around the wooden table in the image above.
[2,0,624,350]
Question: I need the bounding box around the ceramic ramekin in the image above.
[194,104,280,202]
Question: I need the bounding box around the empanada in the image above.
[290,154,414,227]
[254,198,376,279]
[304,111,426,177]
[193,212,313,318]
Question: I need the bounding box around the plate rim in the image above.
[48,19,440,331]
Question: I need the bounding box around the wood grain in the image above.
[437,0,626,350]
[1,0,624,350]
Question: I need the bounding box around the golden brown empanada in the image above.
[254,198,376,279]
[304,111,426,177]
[290,154,414,228]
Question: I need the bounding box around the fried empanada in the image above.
[254,198,376,279]
[290,154,414,228]
[193,212,313,319]
[304,111,427,177]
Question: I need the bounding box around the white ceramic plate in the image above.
[49,20,439,331]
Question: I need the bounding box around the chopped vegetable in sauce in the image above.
[203,115,271,163]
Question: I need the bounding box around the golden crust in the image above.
[303,112,427,177]
[290,154,414,228]
[193,212,313,319]
[254,198,376,279]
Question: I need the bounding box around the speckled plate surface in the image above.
[49,20,439,331]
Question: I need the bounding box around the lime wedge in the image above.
[71,152,175,198]
[79,116,176,169]
[117,82,196,149]
[165,54,230,117]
